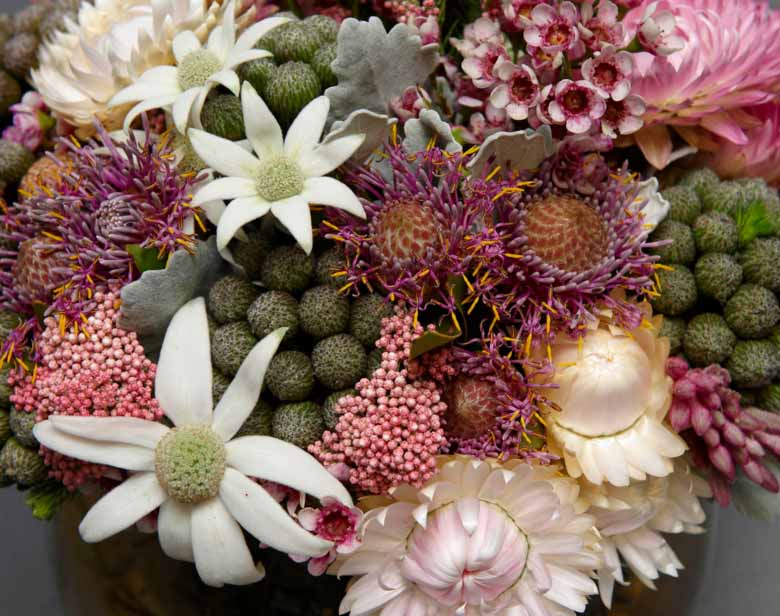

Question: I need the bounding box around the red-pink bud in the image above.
[703,428,720,448]
[722,421,746,447]
[668,399,692,432]
[691,401,712,435]
[709,445,735,480]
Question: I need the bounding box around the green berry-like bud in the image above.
[693,211,738,254]
[0,409,10,445]
[247,290,300,343]
[237,57,277,96]
[261,245,314,294]
[172,132,207,175]
[3,33,39,80]
[0,139,35,184]
[663,186,702,226]
[724,284,780,339]
[9,408,37,449]
[272,401,324,448]
[757,383,780,412]
[694,252,742,305]
[0,365,10,407]
[679,168,720,197]
[659,316,686,356]
[311,43,337,89]
[201,94,246,141]
[650,266,698,317]
[315,246,347,289]
[727,340,780,389]
[0,438,46,487]
[700,180,753,217]
[208,275,260,324]
[741,238,780,292]
[262,22,320,64]
[366,347,382,377]
[232,230,273,281]
[0,70,21,117]
[299,285,350,340]
[735,177,780,216]
[211,322,258,376]
[264,61,321,128]
[236,399,274,438]
[266,350,314,401]
[350,293,393,348]
[323,389,355,430]
[212,369,231,404]
[649,219,696,265]
[304,15,340,44]
[312,334,367,390]
[683,313,737,367]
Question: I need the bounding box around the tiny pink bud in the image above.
[708,445,736,480]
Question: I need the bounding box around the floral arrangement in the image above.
[1,0,780,614]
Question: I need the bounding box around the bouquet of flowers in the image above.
[2,0,780,613]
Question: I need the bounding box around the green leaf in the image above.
[127,244,167,273]
[735,200,775,248]
[409,323,461,359]
[36,111,56,133]
[24,479,72,521]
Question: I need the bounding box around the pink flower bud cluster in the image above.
[10,290,162,489]
[377,0,439,25]
[309,311,448,494]
[667,357,780,507]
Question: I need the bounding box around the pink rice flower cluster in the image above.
[290,497,363,576]
[2,92,52,152]
[9,290,162,490]
[666,357,780,507]
[309,311,448,494]
[373,0,440,25]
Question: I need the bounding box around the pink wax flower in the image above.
[3,92,50,151]
[581,44,634,101]
[461,43,510,89]
[457,108,512,144]
[451,17,503,57]
[546,79,607,133]
[601,95,646,137]
[523,1,583,57]
[498,0,550,32]
[636,1,684,55]
[488,58,540,121]
[389,85,432,122]
[579,0,624,49]
[259,479,305,516]
[291,497,362,576]
[408,14,440,45]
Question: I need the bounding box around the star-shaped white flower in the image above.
[188,82,366,256]
[33,298,351,588]
[109,5,288,134]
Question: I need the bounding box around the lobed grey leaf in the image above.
[402,109,462,155]
[467,126,554,177]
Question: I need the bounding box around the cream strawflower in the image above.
[334,457,600,616]
[110,4,287,134]
[535,301,686,487]
[33,298,351,587]
[188,83,366,256]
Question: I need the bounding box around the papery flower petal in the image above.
[158,499,195,562]
[188,128,260,178]
[192,177,258,206]
[216,196,271,252]
[299,133,366,178]
[300,177,365,218]
[270,196,314,254]
[48,415,168,449]
[284,96,330,162]
[173,31,202,63]
[242,81,283,159]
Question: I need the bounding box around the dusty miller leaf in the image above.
[323,109,396,163]
[403,109,462,154]
[467,126,554,176]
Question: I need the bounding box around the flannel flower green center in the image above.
[254,155,305,202]
[177,50,222,91]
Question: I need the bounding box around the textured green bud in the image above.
[350,293,393,348]
[659,316,686,356]
[24,479,71,521]
[232,229,273,281]
[272,401,324,448]
[9,408,37,449]
[211,322,258,376]
[0,438,46,487]
[0,70,21,117]
[261,22,320,63]
[650,266,698,317]
[201,94,246,141]
[261,245,314,294]
[683,313,737,367]
[0,409,10,445]
[236,399,274,438]
[724,284,780,339]
[680,168,719,197]
[212,369,231,404]
[0,365,10,407]
[649,219,696,266]
[299,285,350,340]
[237,57,277,96]
[304,15,340,43]
[266,350,314,401]
[312,334,367,390]
[323,389,355,430]
[0,139,34,184]
[366,347,383,377]
[172,132,207,175]
[315,246,347,288]
[727,340,780,389]
[693,211,738,254]
[740,238,780,292]
[0,309,21,340]
[264,61,321,127]
[757,383,780,412]
[3,33,39,79]
[247,290,300,343]
[699,180,750,216]
[311,43,337,89]
[694,252,742,305]
[208,274,260,324]
[663,186,702,226]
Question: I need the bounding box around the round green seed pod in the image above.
[211,322,258,376]
[663,185,702,226]
[312,334,367,390]
[724,284,780,339]
[0,438,46,487]
[237,57,277,96]
[261,245,314,294]
[231,229,273,281]
[350,293,393,348]
[264,61,321,127]
[315,246,347,289]
[212,369,231,404]
[757,383,780,412]
[299,285,350,340]
[322,388,356,431]
[9,408,37,449]
[3,33,39,79]
[208,275,260,324]
[266,350,314,401]
[0,139,34,184]
[693,211,738,254]
[0,365,10,407]
[265,22,321,64]
[272,401,325,448]
[740,238,780,292]
[680,168,720,197]
[650,266,698,317]
[303,14,340,43]
[247,290,300,343]
[0,70,21,117]
[236,399,274,437]
[649,219,696,265]
[311,43,337,89]
[366,347,383,376]
[694,252,742,305]
[659,316,687,356]
[0,409,10,446]
[699,180,747,216]
[683,313,737,367]
[201,94,246,141]
[727,340,780,389]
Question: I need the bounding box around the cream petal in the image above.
[224,49,272,71]
[299,133,366,178]
[216,196,271,252]
[192,177,257,206]
[173,31,202,63]
[191,497,264,587]
[48,415,168,449]
[211,328,286,441]
[155,297,213,427]
[79,472,167,543]
[284,96,329,162]
[300,177,365,219]
[270,196,313,254]
[208,70,240,96]
[123,94,179,132]
[234,16,291,53]
[109,76,180,107]
[158,499,195,562]
[201,199,227,226]
[188,128,260,179]
[241,81,283,159]
[225,436,352,505]
[173,87,203,135]
[220,468,333,556]
[190,87,211,131]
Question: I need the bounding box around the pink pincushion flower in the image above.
[546,79,607,133]
[581,45,634,101]
[2,92,49,151]
[579,0,624,49]
[488,58,540,120]
[601,95,646,137]
[292,497,362,576]
[524,1,582,56]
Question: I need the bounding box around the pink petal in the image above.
[567,115,592,133]
[635,123,673,169]
[701,113,749,145]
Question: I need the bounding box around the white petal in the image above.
[224,49,272,71]
[109,77,180,107]
[155,298,213,427]
[48,415,168,449]
[123,94,178,132]
[301,177,365,218]
[188,128,260,179]
[270,196,313,254]
[299,133,365,178]
[208,70,240,96]
[190,86,211,131]
[33,421,155,471]
[192,177,258,206]
[79,473,167,542]
[191,497,264,587]
[173,87,203,135]
[201,199,227,226]
[234,15,291,53]
[158,499,194,562]
[241,81,283,159]
[225,436,353,505]
[173,31,202,63]
[216,196,271,252]
[220,468,332,556]
[212,328,286,441]
[284,96,329,162]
